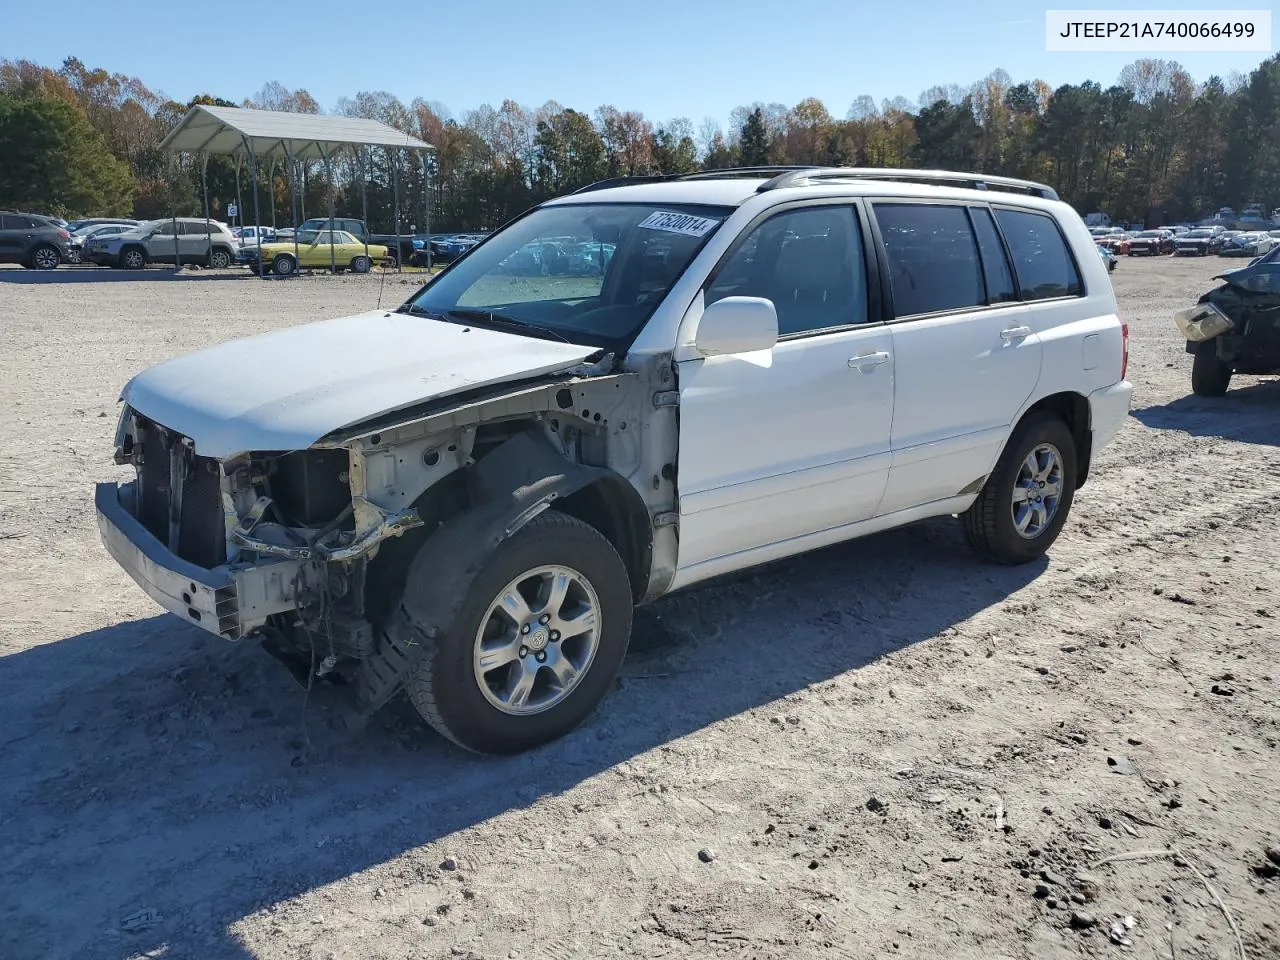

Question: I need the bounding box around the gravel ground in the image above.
[0,260,1277,960]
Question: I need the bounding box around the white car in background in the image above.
[97,166,1132,755]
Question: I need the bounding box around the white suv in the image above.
[96,167,1132,754]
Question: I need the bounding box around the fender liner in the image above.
[353,428,646,716]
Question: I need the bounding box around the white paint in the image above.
[121,311,595,458]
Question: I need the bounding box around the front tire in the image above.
[961,412,1077,565]
[120,246,146,270]
[272,254,297,276]
[403,510,633,755]
[383,252,399,270]
[1191,341,1232,396]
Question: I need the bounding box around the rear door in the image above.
[870,201,1043,514]
[0,214,29,261]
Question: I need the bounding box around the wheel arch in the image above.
[1015,391,1092,488]
[360,426,652,715]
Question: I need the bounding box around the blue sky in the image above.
[3,0,1275,129]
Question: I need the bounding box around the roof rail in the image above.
[757,167,1060,201]
[570,175,674,195]
[570,166,824,195]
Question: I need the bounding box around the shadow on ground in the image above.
[1132,378,1280,445]
[0,267,256,285]
[0,518,1044,960]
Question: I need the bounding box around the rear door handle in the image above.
[849,351,891,371]
[1000,325,1033,342]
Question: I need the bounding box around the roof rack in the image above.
[757,167,1060,201]
[570,166,822,195]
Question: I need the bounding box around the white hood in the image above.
[121,310,597,458]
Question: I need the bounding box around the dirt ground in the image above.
[0,258,1277,960]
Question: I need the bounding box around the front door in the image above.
[146,221,181,263]
[674,203,895,573]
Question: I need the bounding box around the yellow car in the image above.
[248,230,390,275]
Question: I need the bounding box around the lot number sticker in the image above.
[637,211,720,238]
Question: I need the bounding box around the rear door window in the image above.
[872,203,985,318]
[992,208,1083,301]
[968,207,1018,304]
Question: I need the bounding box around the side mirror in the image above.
[694,296,779,357]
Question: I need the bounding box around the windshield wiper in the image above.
[445,308,573,344]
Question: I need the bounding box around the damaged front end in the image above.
[96,356,676,719]
[1179,254,1280,374]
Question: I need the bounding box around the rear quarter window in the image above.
[993,208,1084,301]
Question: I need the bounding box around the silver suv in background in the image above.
[85,218,238,269]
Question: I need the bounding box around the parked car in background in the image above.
[84,218,237,269]
[1127,229,1173,256]
[1176,245,1280,395]
[234,226,278,246]
[67,222,137,264]
[0,211,72,268]
[67,217,139,233]
[1097,244,1118,272]
[295,217,415,268]
[237,229,389,275]
[1174,227,1225,256]
[1096,232,1131,255]
[1159,225,1190,236]
[1220,232,1275,258]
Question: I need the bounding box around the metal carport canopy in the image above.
[158,105,433,160]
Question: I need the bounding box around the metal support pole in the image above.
[244,137,264,279]
[391,148,402,273]
[170,154,180,273]
[359,147,370,266]
[323,146,337,273]
[201,153,212,266]
[286,143,299,272]
[234,156,244,232]
[269,158,277,230]
[422,151,432,270]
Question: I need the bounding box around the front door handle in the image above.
[849,351,891,371]
[1000,325,1033,342]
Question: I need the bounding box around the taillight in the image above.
[1120,322,1129,381]
[57,229,70,239]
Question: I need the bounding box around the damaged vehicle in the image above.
[97,167,1133,754]
[1176,245,1280,396]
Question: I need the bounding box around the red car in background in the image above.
[1096,232,1131,255]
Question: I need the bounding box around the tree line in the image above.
[1,55,1278,233]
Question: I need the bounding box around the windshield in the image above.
[404,202,731,347]
[1137,231,1162,238]
[1186,230,1213,238]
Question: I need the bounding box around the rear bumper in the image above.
[95,482,301,639]
[1088,381,1133,452]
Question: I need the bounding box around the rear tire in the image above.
[383,252,399,270]
[961,412,1078,565]
[1191,342,1232,396]
[402,510,633,755]
[350,255,371,273]
[28,244,61,269]
[208,248,232,269]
